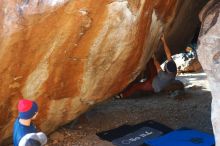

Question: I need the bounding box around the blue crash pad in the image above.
[144,129,215,146]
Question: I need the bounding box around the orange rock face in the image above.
[0,0,207,144]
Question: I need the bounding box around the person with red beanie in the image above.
[13,99,39,146]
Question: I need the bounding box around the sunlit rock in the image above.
[198,1,220,145]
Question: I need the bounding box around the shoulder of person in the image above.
[19,132,47,146]
[158,70,167,76]
[19,133,36,146]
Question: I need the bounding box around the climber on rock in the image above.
[13,99,47,146]
[118,35,184,98]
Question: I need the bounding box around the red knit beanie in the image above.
[18,99,38,119]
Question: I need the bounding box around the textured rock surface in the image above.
[0,0,207,144]
[198,1,220,145]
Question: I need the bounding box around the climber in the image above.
[118,35,183,98]
[13,99,47,146]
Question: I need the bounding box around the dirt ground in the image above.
[46,72,213,146]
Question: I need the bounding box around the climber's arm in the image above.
[161,35,172,61]
[153,56,162,73]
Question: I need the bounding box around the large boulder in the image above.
[198,1,220,145]
[0,0,207,144]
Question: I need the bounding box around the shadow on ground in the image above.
[46,73,213,146]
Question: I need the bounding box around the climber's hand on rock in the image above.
[161,34,165,42]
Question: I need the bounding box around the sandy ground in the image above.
[45,72,213,146]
